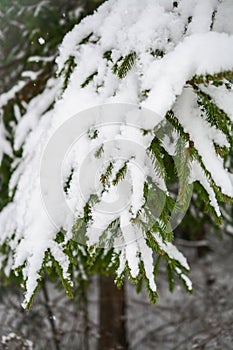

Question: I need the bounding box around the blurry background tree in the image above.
[0,0,104,93]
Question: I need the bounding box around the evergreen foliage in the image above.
[0,0,232,308]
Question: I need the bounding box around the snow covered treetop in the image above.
[0,0,233,308]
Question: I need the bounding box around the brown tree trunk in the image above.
[98,275,128,350]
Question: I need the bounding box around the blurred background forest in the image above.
[0,1,233,349]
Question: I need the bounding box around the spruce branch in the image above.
[112,52,136,79]
[187,70,233,87]
[81,71,98,88]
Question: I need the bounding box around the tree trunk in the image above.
[98,275,128,350]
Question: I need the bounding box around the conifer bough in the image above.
[0,0,233,308]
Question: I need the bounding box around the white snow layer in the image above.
[0,0,233,306]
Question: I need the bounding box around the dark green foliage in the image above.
[88,127,99,139]
[79,32,93,45]
[165,109,232,223]
[150,49,165,58]
[103,50,113,62]
[94,144,104,158]
[81,71,98,88]
[112,52,137,79]
[63,168,74,194]
[148,137,167,179]
[112,162,128,185]
[100,161,113,189]
[189,70,233,86]
[196,89,232,145]
[166,261,175,292]
[173,138,193,213]
[98,218,121,249]
[59,55,77,91]
[0,154,12,210]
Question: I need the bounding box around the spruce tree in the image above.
[0,0,232,318]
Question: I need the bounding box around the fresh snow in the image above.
[0,0,232,306]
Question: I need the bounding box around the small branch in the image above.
[187,70,233,86]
